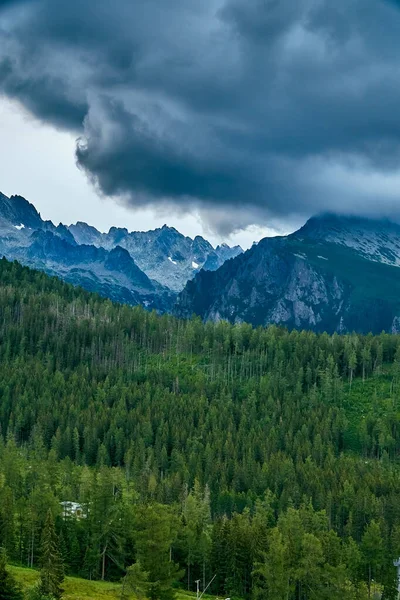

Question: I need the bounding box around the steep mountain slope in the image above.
[0,190,242,308]
[175,215,400,334]
[26,231,169,308]
[69,221,242,291]
[0,192,171,309]
[5,188,400,333]
[0,191,76,243]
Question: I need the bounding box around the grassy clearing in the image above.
[10,565,220,600]
[10,566,121,599]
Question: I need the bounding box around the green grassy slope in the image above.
[11,566,121,600]
[10,566,222,600]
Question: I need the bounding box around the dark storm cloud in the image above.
[1,0,400,232]
[76,98,261,203]
[0,57,87,130]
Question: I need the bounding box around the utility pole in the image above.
[197,574,230,600]
[199,574,216,599]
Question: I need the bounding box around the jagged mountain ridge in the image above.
[0,192,170,308]
[0,191,241,308]
[69,221,242,292]
[26,230,166,306]
[0,191,43,229]
[175,214,400,334]
[0,196,169,309]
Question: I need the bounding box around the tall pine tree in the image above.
[134,504,183,600]
[38,511,64,600]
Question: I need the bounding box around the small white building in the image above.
[60,501,86,520]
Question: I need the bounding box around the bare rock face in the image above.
[295,213,400,267]
[69,222,243,292]
[175,215,400,334]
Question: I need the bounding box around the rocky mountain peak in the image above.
[293,213,400,267]
[69,221,101,246]
[175,211,400,334]
[104,245,155,289]
[108,226,129,235]
[158,224,181,240]
[295,212,400,238]
[0,193,42,229]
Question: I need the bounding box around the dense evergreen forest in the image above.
[1,258,400,599]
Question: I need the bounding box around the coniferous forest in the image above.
[2,258,400,599]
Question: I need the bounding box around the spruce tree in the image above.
[38,511,64,600]
[253,529,289,600]
[0,548,23,600]
[121,562,149,600]
[134,504,183,600]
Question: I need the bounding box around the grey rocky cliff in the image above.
[294,213,400,267]
[175,215,400,334]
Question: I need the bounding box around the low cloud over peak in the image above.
[1,0,400,233]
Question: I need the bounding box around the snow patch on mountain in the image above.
[0,190,243,297]
[69,222,243,292]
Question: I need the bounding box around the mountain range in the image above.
[2,189,400,334]
[0,191,242,309]
[69,220,242,292]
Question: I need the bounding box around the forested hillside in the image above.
[1,258,400,599]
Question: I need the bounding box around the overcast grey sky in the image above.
[1,0,400,246]
[0,97,276,248]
